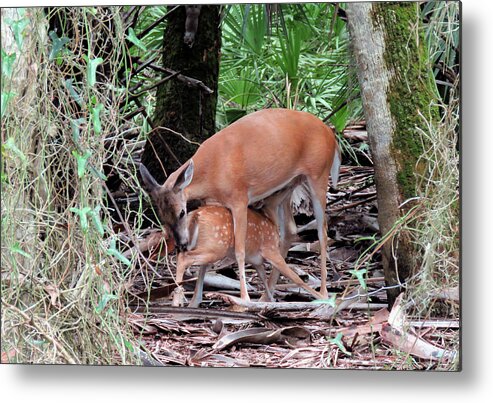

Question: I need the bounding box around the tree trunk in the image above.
[141,5,221,183]
[346,2,438,305]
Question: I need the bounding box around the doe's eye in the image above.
[179,209,185,219]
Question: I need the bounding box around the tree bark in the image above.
[141,5,221,183]
[346,2,438,305]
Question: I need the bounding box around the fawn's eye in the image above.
[179,209,185,219]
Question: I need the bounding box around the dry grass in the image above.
[1,8,148,365]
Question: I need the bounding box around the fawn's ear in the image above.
[139,163,160,193]
[173,160,194,192]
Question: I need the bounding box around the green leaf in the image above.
[330,104,349,132]
[123,338,134,352]
[88,205,105,236]
[313,293,337,307]
[315,97,332,111]
[70,118,86,143]
[70,207,92,231]
[348,268,368,290]
[275,23,302,85]
[328,332,351,356]
[354,235,377,243]
[48,31,70,61]
[95,293,117,314]
[3,137,26,164]
[11,242,32,259]
[126,27,147,51]
[9,17,29,50]
[65,79,83,106]
[72,149,92,178]
[91,103,103,135]
[1,92,16,118]
[106,239,131,267]
[220,69,262,110]
[87,57,103,87]
[1,50,16,77]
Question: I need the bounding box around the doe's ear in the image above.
[173,160,194,192]
[139,163,160,193]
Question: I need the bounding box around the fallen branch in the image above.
[408,320,460,329]
[200,272,256,291]
[207,293,322,312]
[380,294,457,361]
[380,324,456,361]
[128,304,260,321]
[207,291,386,315]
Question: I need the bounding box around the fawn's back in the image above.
[187,205,279,264]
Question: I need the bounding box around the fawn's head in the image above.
[139,161,194,250]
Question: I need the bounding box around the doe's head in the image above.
[139,161,194,250]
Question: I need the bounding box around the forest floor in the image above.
[125,125,458,370]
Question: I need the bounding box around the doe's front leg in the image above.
[231,205,250,302]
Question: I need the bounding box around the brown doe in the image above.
[139,108,340,301]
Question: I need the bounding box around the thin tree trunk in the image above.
[346,2,438,305]
[141,5,221,183]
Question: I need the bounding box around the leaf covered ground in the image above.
[125,126,459,370]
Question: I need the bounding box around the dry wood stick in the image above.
[129,305,260,320]
[148,64,213,94]
[331,195,377,212]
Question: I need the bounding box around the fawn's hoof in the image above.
[171,286,186,307]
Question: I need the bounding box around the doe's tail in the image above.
[330,144,341,190]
